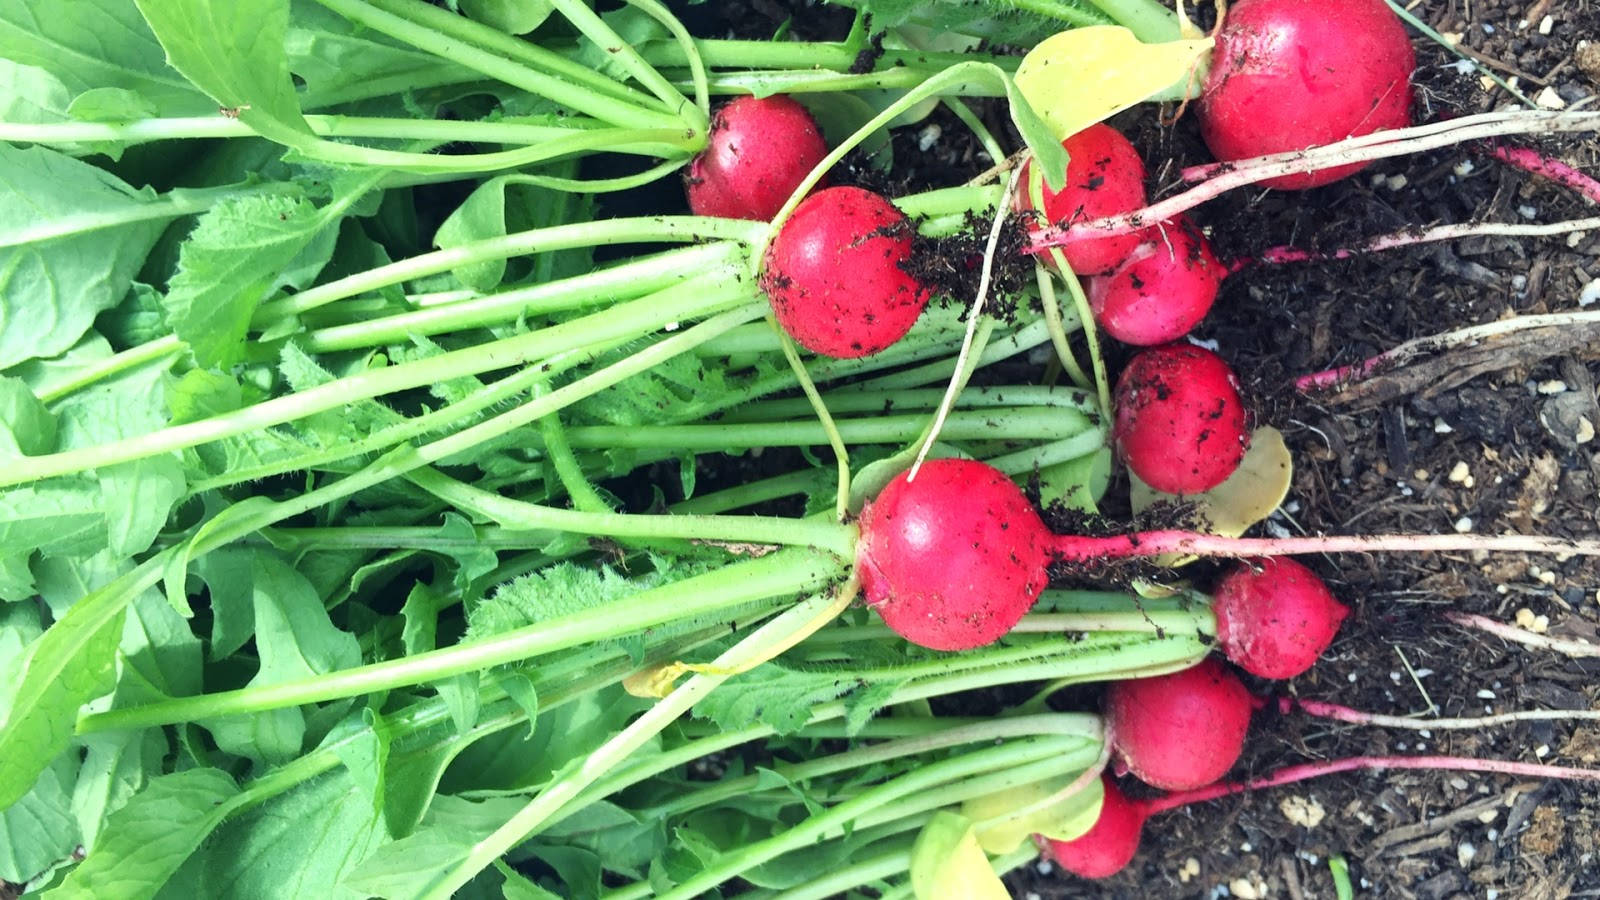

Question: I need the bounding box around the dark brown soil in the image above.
[694,1,1600,897]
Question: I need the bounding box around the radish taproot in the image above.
[1197,0,1416,190]
[1213,558,1350,680]
[761,185,932,358]
[1104,658,1254,791]
[1017,123,1149,275]
[1088,217,1224,345]
[686,95,829,220]
[1112,343,1250,494]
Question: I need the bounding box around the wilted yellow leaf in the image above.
[1130,426,1295,566]
[910,812,1011,900]
[1016,26,1212,142]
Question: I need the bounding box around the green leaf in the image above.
[0,59,71,125]
[399,581,450,657]
[69,729,168,851]
[205,551,362,763]
[0,144,167,369]
[0,376,56,457]
[0,556,143,810]
[909,812,1009,900]
[111,582,204,707]
[162,192,334,368]
[67,86,160,122]
[692,662,870,735]
[286,3,478,110]
[854,0,1122,44]
[460,0,553,35]
[0,756,79,884]
[162,765,386,899]
[47,768,239,900]
[133,0,314,148]
[327,707,391,824]
[495,861,563,900]
[0,0,210,115]
[0,483,105,560]
[433,177,513,292]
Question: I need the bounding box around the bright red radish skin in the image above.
[1088,217,1224,345]
[685,95,829,221]
[1105,658,1254,791]
[1112,343,1250,494]
[1017,123,1149,275]
[1214,557,1350,679]
[1197,0,1415,189]
[856,459,1050,651]
[1039,775,1147,879]
[761,186,931,358]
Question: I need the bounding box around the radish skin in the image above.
[1112,344,1250,494]
[1104,658,1254,791]
[1018,124,1149,275]
[686,95,829,221]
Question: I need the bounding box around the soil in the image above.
[687,1,1600,897]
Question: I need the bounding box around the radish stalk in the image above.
[1279,696,1600,731]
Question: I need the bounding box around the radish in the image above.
[1045,753,1600,879]
[856,458,1050,651]
[1104,658,1254,791]
[1213,558,1349,680]
[761,185,932,358]
[1036,775,1144,880]
[856,457,1600,652]
[685,95,829,220]
[1196,0,1416,190]
[1111,343,1250,494]
[1087,217,1224,346]
[1017,123,1148,275]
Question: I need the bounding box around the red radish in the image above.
[1045,754,1600,879]
[1038,775,1146,879]
[761,186,932,358]
[1016,123,1148,275]
[686,95,829,220]
[1104,658,1254,791]
[1112,343,1250,494]
[1197,0,1415,190]
[856,458,1600,652]
[1087,217,1224,345]
[856,459,1049,651]
[1213,558,1349,679]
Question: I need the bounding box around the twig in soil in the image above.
[1292,311,1600,407]
[1024,110,1600,250]
[1444,610,1600,659]
[1280,696,1600,731]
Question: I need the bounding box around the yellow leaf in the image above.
[1130,426,1295,566]
[1015,26,1212,142]
[963,772,1107,853]
[910,812,1011,900]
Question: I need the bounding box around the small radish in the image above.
[761,185,932,359]
[1037,776,1146,879]
[856,459,1049,651]
[1213,558,1350,680]
[1045,752,1600,879]
[1197,0,1415,190]
[686,95,829,220]
[1087,217,1224,346]
[1104,658,1254,791]
[1112,343,1250,494]
[1016,123,1148,275]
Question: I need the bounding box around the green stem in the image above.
[256,217,759,320]
[1,182,285,249]
[726,383,1098,423]
[419,591,849,900]
[1036,260,1093,389]
[37,335,185,405]
[545,0,702,126]
[1077,0,1181,41]
[79,548,842,733]
[1,275,756,487]
[556,407,1092,452]
[299,241,743,352]
[0,115,647,148]
[652,737,1087,900]
[312,0,681,130]
[638,40,1018,74]
[1053,256,1113,415]
[408,469,857,558]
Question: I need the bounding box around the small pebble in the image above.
[1511,274,1528,290]
[1450,777,1470,790]
[1347,672,1358,683]
[1449,461,1471,483]
[1453,158,1476,175]
[1539,14,1554,35]
[916,123,942,152]
[1576,418,1596,445]
[1414,468,1430,481]
[1385,174,1408,191]
[1572,232,1590,249]
[1516,607,1537,628]
[1435,418,1455,434]
[1518,204,1539,219]
[1536,744,1551,758]
[1536,86,1567,109]
[1281,795,1327,828]
[1478,689,1497,699]
[1454,516,1474,533]
[1479,810,1498,824]
[1230,877,1262,900]
[1537,379,1568,395]
[1538,571,1557,586]
[1580,278,1600,307]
